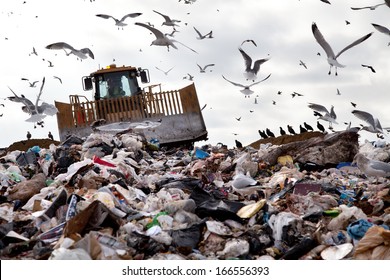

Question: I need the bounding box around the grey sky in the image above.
[1,0,389,148]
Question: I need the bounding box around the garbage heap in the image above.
[1,130,390,260]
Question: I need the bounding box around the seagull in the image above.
[46,42,94,60]
[95,13,142,29]
[53,76,62,84]
[291,92,304,98]
[351,3,387,10]
[371,23,390,46]
[241,39,257,47]
[299,60,307,69]
[183,73,194,81]
[153,10,181,27]
[238,47,270,81]
[222,73,271,97]
[8,77,58,122]
[337,88,341,95]
[197,63,215,73]
[165,29,179,37]
[308,103,338,128]
[353,153,390,180]
[311,22,373,75]
[361,64,376,73]
[193,26,213,39]
[351,109,384,134]
[29,47,38,56]
[155,66,175,75]
[135,22,197,53]
[21,78,39,87]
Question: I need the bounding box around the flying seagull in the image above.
[197,63,215,73]
[308,102,338,128]
[21,78,39,87]
[351,3,387,10]
[96,13,142,29]
[361,64,376,73]
[222,73,271,97]
[193,26,213,39]
[46,42,94,60]
[311,22,373,75]
[135,22,197,53]
[241,39,257,47]
[351,109,384,134]
[238,47,270,81]
[371,23,390,46]
[155,66,175,75]
[299,60,307,69]
[153,10,181,27]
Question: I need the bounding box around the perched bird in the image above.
[235,139,243,149]
[299,60,307,69]
[304,122,314,131]
[46,42,94,60]
[317,121,326,133]
[362,64,376,73]
[353,153,390,180]
[241,39,257,47]
[300,125,308,133]
[222,74,271,97]
[266,128,275,138]
[279,127,286,136]
[197,63,215,73]
[135,22,197,53]
[311,22,372,75]
[238,47,270,81]
[371,23,390,46]
[27,131,31,140]
[95,13,142,29]
[308,103,338,128]
[153,10,181,27]
[258,130,268,139]
[351,109,384,134]
[287,125,297,135]
[155,66,175,75]
[193,26,213,39]
[48,131,54,140]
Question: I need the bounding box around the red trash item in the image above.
[92,155,116,167]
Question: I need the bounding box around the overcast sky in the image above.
[1,0,389,148]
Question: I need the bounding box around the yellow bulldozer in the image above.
[55,64,208,146]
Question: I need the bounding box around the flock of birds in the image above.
[2,0,390,146]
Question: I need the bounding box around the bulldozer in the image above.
[55,64,208,146]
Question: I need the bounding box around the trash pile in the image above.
[1,130,390,260]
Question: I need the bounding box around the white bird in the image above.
[222,73,271,97]
[351,1,389,10]
[193,26,213,39]
[311,22,373,75]
[96,13,142,29]
[238,47,270,82]
[308,103,338,128]
[197,63,215,73]
[153,10,181,27]
[351,109,384,134]
[21,78,39,87]
[7,77,58,122]
[53,76,62,84]
[372,23,390,46]
[353,153,390,180]
[46,42,94,60]
[155,66,174,75]
[183,73,194,81]
[135,22,197,53]
[241,39,257,47]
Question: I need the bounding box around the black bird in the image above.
[304,122,314,131]
[287,125,296,135]
[361,64,376,73]
[235,139,243,149]
[279,127,286,136]
[291,92,304,98]
[258,130,268,139]
[48,131,54,140]
[300,125,308,133]
[27,131,32,140]
[266,128,275,138]
[317,121,325,133]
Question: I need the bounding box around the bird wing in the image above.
[312,22,336,59]
[80,48,95,59]
[335,32,373,59]
[308,103,330,114]
[120,13,142,22]
[241,39,257,47]
[193,26,203,37]
[170,39,197,53]
[248,73,271,86]
[352,110,376,128]
[153,10,171,22]
[96,14,117,21]
[46,42,75,52]
[238,47,253,71]
[7,87,35,114]
[222,75,245,88]
[34,77,45,114]
[203,63,215,70]
[252,58,270,74]
[135,22,165,39]
[372,23,390,35]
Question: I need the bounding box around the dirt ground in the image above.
[0,138,60,157]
